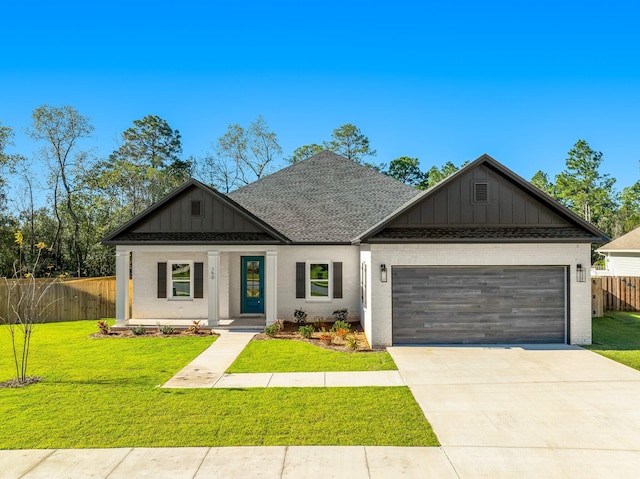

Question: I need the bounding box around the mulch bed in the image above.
[253,321,376,352]
[0,376,42,388]
[91,329,218,339]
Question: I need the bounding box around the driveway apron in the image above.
[388,344,640,477]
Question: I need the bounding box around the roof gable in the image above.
[102,179,289,245]
[598,226,640,252]
[228,151,420,243]
[358,154,608,243]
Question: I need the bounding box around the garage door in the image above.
[392,266,566,344]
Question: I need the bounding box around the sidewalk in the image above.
[162,331,405,389]
[1,446,457,479]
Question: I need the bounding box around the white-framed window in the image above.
[168,261,193,299]
[307,260,331,300]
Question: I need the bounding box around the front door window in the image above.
[242,256,264,314]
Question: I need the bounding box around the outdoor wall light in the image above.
[576,264,586,283]
[380,264,388,282]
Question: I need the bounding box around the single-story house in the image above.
[597,226,640,276]
[102,151,608,346]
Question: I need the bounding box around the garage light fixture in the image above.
[576,264,586,282]
[380,264,388,282]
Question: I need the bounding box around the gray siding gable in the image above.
[357,154,608,243]
[391,163,568,227]
[102,180,289,245]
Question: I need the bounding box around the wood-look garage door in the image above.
[392,266,567,344]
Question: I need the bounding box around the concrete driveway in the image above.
[388,344,640,478]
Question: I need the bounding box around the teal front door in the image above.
[241,256,265,314]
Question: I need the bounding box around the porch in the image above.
[114,247,278,329]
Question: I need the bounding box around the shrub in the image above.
[298,325,314,339]
[264,323,279,337]
[187,321,202,334]
[319,332,334,345]
[332,308,349,322]
[131,325,145,336]
[331,320,351,333]
[335,328,349,338]
[293,308,308,325]
[159,324,175,335]
[345,334,359,350]
[96,320,110,335]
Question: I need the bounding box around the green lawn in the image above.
[588,312,640,371]
[227,339,397,373]
[0,321,437,449]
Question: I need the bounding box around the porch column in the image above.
[265,250,278,325]
[115,250,130,327]
[207,250,220,327]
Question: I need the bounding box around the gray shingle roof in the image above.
[228,151,420,243]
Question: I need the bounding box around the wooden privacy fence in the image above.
[592,276,640,317]
[0,276,116,323]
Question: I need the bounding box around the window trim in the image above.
[168,260,194,300]
[306,260,332,301]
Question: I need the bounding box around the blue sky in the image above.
[2,0,639,196]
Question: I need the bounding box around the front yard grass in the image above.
[0,320,437,448]
[588,312,640,371]
[227,339,397,373]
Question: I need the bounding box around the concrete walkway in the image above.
[0,446,458,479]
[163,331,405,388]
[162,330,256,388]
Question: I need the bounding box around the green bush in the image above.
[331,320,351,333]
[345,334,359,350]
[131,325,145,336]
[298,325,314,338]
[159,324,175,335]
[264,324,279,337]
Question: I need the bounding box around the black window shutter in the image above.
[157,262,167,298]
[333,262,343,298]
[194,262,204,298]
[296,262,305,298]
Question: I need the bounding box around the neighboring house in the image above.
[102,151,608,346]
[597,226,640,276]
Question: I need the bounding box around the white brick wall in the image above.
[127,245,361,323]
[132,251,208,319]
[368,243,592,348]
[276,245,361,322]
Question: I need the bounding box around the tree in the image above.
[89,115,188,219]
[385,156,425,187]
[323,123,376,163]
[288,144,323,164]
[618,181,640,234]
[554,140,616,232]
[1,232,64,386]
[27,105,93,277]
[205,115,283,191]
[531,170,555,196]
[421,161,466,189]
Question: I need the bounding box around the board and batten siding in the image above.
[367,242,592,348]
